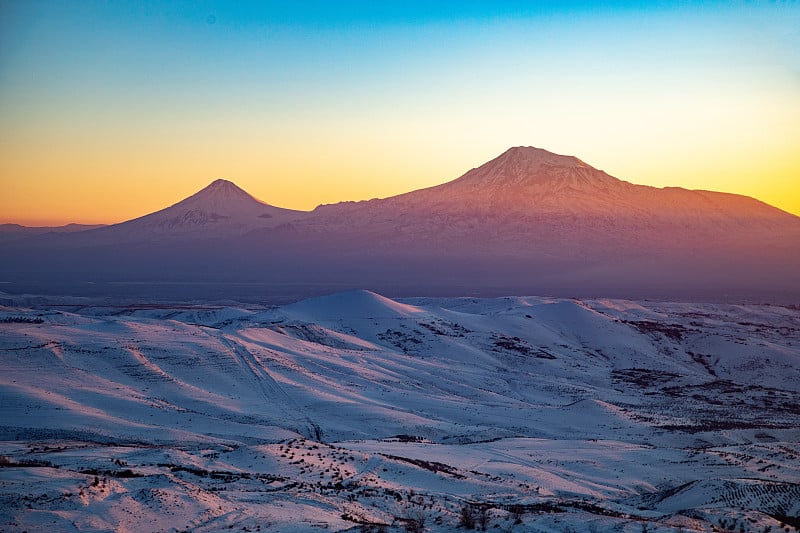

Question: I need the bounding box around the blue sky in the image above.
[1,0,799,223]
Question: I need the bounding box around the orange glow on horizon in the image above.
[2,138,799,227]
[2,2,799,225]
[2,152,800,226]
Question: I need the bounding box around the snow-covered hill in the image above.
[1,291,798,531]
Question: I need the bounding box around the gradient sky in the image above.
[1,1,799,225]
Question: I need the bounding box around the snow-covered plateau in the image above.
[1,290,798,532]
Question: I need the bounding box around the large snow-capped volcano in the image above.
[313,146,795,224]
[298,146,800,269]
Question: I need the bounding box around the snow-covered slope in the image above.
[1,292,798,531]
[279,289,428,321]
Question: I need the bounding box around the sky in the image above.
[1,0,799,225]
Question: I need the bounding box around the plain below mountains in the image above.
[3,147,799,301]
[1,290,799,530]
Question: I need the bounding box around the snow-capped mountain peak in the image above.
[189,178,255,203]
[173,178,269,213]
[449,145,619,192]
[80,178,307,240]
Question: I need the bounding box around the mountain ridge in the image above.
[5,147,798,229]
[3,146,799,301]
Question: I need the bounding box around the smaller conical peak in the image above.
[178,178,267,210]
[191,178,257,201]
[202,178,246,194]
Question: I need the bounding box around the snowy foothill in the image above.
[1,290,799,532]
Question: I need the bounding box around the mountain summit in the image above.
[167,178,270,216]
[432,146,624,210]
[189,178,256,203]
[453,146,605,189]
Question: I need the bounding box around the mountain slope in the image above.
[1,292,799,530]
